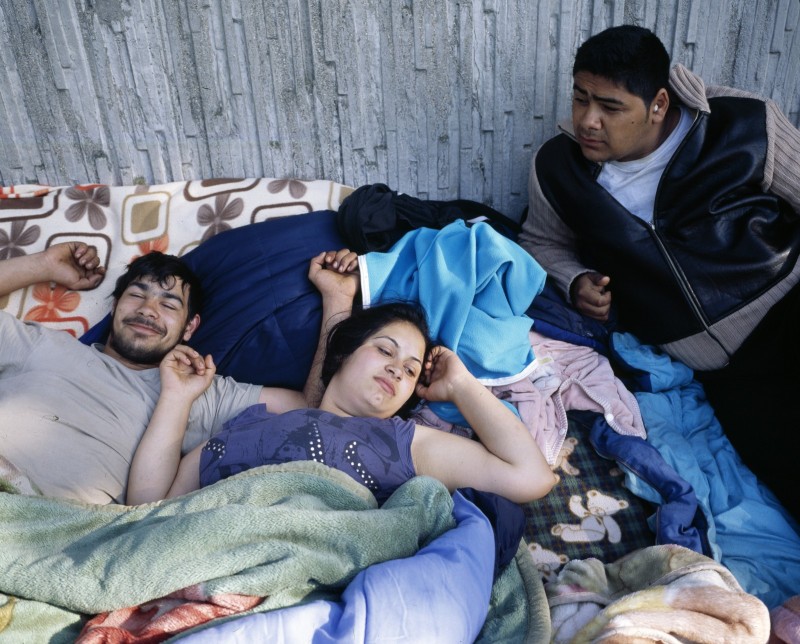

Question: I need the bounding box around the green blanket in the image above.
[0,461,549,642]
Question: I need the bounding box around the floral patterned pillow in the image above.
[0,179,353,332]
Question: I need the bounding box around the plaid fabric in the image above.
[522,410,655,581]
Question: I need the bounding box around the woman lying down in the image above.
[126,249,556,506]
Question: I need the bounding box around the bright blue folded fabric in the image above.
[361,220,546,424]
[362,220,545,385]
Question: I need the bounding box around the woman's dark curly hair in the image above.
[321,301,432,417]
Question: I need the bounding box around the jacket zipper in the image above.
[650,113,708,318]
[592,109,730,360]
[651,111,729,360]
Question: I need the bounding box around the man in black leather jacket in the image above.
[519,25,800,519]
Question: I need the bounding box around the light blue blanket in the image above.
[360,220,546,424]
[360,220,545,385]
[611,332,800,609]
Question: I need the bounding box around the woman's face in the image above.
[328,320,427,419]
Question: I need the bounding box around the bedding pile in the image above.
[0,177,794,641]
[547,543,771,643]
[611,331,800,609]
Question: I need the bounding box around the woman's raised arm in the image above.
[303,249,360,407]
[411,346,556,503]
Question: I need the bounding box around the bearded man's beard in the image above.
[108,316,177,365]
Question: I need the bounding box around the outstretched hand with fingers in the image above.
[44,242,107,290]
[158,345,216,402]
[308,248,361,301]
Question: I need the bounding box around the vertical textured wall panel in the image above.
[0,0,798,220]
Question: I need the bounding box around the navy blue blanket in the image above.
[81,210,345,390]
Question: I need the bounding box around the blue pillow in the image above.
[81,210,345,390]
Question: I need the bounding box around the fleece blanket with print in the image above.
[0,460,548,643]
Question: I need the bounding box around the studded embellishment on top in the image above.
[344,440,377,491]
[308,422,324,463]
[202,437,226,461]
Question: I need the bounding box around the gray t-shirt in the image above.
[0,312,262,504]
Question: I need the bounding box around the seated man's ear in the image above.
[651,88,670,122]
[182,314,201,341]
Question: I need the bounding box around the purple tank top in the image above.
[199,405,417,503]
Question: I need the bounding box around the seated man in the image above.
[0,243,354,505]
[518,25,800,518]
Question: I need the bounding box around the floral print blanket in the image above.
[0,178,352,333]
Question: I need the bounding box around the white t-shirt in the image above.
[597,106,693,222]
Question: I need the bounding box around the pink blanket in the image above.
[492,331,646,464]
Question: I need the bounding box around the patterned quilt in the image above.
[0,178,353,332]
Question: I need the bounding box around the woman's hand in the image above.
[308,249,360,301]
[304,249,360,408]
[411,344,558,504]
[415,345,472,402]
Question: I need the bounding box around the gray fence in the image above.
[1,0,798,220]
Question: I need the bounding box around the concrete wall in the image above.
[1,0,798,220]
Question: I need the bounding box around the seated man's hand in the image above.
[308,249,360,301]
[571,272,611,321]
[44,242,106,290]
